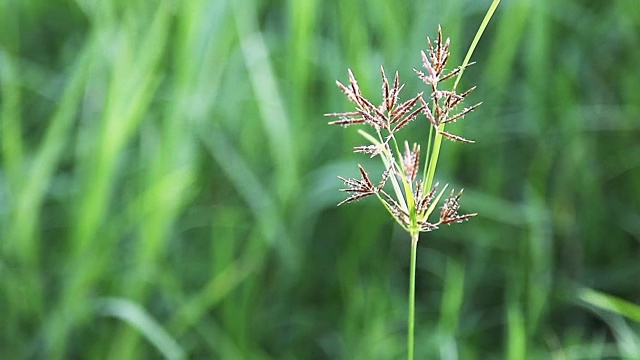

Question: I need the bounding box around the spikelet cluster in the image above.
[326,26,478,233]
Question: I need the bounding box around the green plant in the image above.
[326,2,500,357]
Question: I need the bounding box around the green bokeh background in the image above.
[1,0,639,358]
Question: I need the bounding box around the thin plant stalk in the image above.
[453,0,502,91]
[407,230,419,360]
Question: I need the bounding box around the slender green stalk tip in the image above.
[328,2,499,358]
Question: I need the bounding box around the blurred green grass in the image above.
[1,0,639,358]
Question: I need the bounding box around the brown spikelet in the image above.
[437,189,477,225]
[420,97,438,129]
[327,117,366,126]
[415,181,438,214]
[353,145,381,157]
[390,93,423,124]
[402,142,421,182]
[441,102,482,125]
[440,130,475,144]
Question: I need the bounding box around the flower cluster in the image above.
[326,26,478,234]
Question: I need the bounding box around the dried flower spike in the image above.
[327,26,477,235]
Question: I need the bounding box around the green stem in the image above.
[425,127,443,191]
[407,230,419,360]
[452,0,501,91]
